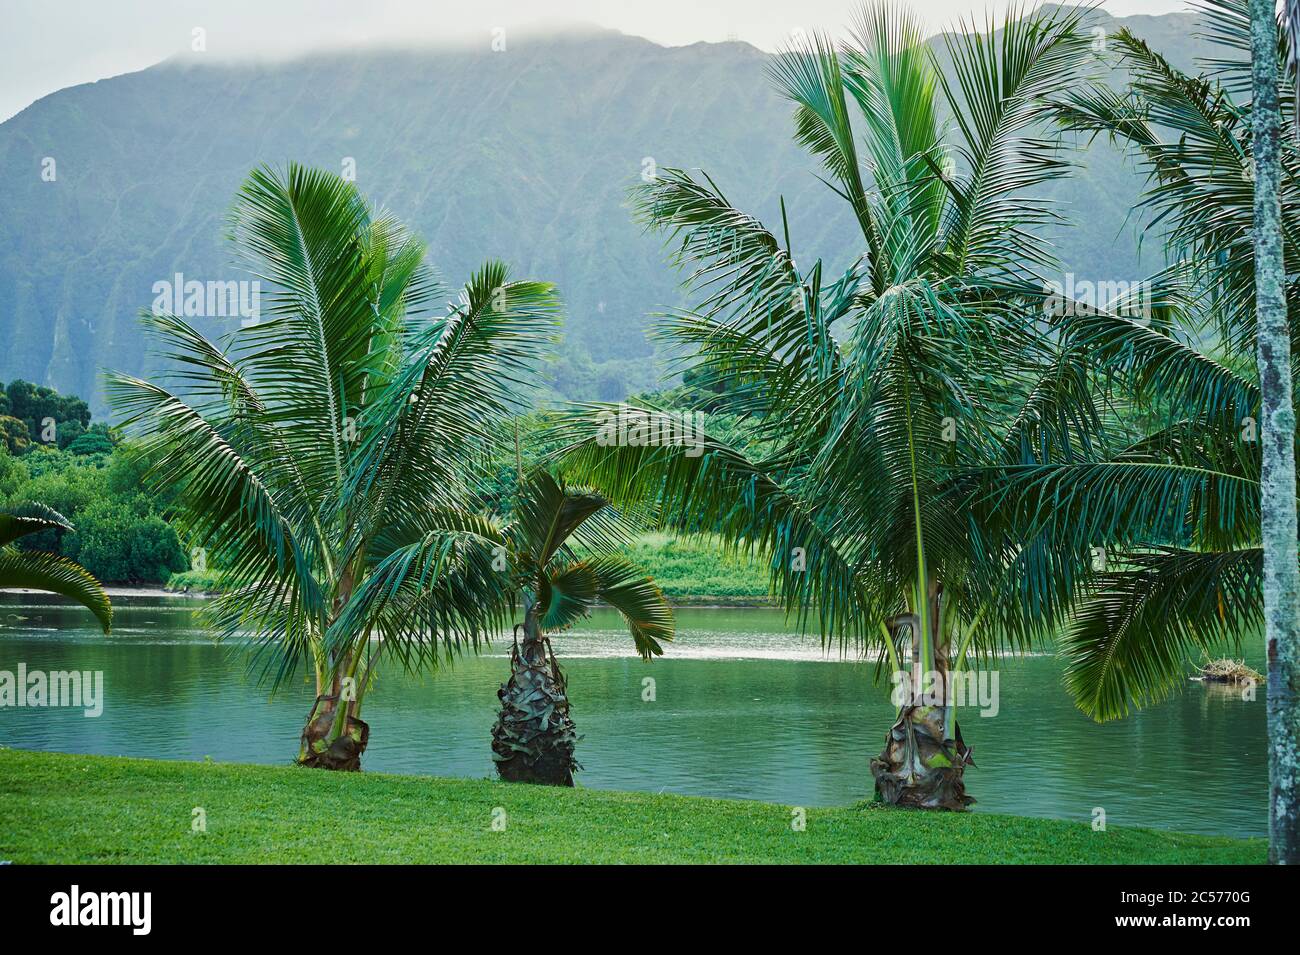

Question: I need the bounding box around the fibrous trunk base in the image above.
[871,704,974,811]
[491,637,580,786]
[298,693,370,771]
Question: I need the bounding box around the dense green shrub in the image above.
[0,414,30,454]
[65,499,187,583]
[1,379,90,447]
[66,427,116,456]
[0,441,187,583]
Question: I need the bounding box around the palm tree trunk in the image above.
[1253,0,1300,864]
[871,586,975,811]
[491,607,580,786]
[297,690,370,771]
[296,647,370,771]
[872,703,974,810]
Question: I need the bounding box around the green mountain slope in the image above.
[0,7,1206,413]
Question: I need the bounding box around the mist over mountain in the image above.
[0,6,1206,414]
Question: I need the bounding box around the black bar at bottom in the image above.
[0,863,1290,940]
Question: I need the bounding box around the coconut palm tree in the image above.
[488,470,673,785]
[0,504,111,632]
[557,2,1097,808]
[108,163,559,770]
[1044,0,1298,860]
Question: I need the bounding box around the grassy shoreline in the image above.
[0,749,1264,864]
[155,585,778,607]
[161,533,781,605]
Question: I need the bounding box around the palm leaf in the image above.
[1062,546,1262,720]
[511,471,610,567]
[538,561,601,632]
[0,548,112,633]
[938,2,1091,273]
[0,504,73,547]
[586,554,675,659]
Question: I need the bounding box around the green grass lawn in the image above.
[0,749,1264,864]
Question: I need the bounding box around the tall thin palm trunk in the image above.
[1252,0,1300,864]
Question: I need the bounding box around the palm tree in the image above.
[108,163,559,770]
[557,3,1096,808]
[1048,0,1299,861]
[0,504,111,632]
[488,470,673,785]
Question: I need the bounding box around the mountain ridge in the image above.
[0,6,1207,413]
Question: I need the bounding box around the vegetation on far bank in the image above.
[0,379,189,586]
[160,532,773,603]
[0,374,771,602]
[605,534,772,603]
[0,749,1265,864]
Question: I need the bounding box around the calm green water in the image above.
[0,595,1268,838]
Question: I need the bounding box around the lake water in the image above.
[0,594,1268,838]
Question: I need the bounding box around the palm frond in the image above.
[348,263,560,527]
[586,554,675,659]
[1062,546,1262,720]
[105,373,323,619]
[840,1,945,282]
[326,521,513,673]
[231,164,377,496]
[511,471,611,568]
[538,560,601,632]
[768,27,882,270]
[0,504,73,547]
[552,403,872,644]
[938,2,1092,273]
[0,548,112,633]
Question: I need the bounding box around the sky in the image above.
[0,0,1192,123]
